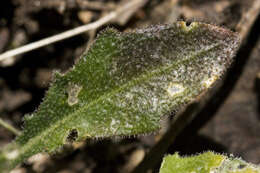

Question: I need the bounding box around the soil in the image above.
[0,0,259,172]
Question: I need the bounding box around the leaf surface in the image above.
[0,22,240,171]
[159,152,260,173]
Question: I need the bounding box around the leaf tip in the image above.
[178,21,199,31]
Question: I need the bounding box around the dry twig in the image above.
[76,0,116,11]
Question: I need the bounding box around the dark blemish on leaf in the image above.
[185,21,192,27]
[66,129,78,143]
[238,164,246,169]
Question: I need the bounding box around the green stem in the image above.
[0,118,21,136]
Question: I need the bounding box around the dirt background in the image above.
[0,0,259,173]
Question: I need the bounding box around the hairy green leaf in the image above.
[159,152,260,173]
[0,22,240,171]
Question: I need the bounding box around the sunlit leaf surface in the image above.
[160,152,260,173]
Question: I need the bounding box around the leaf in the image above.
[159,152,260,173]
[0,22,240,171]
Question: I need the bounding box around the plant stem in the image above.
[0,118,21,136]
